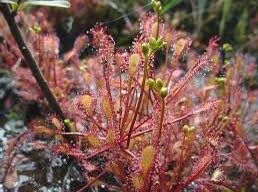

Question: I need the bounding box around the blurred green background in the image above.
[54,0,258,56]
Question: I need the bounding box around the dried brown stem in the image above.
[0,4,67,127]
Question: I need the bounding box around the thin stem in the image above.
[173,157,211,192]
[80,111,199,160]
[157,98,165,141]
[76,171,106,192]
[61,132,87,136]
[176,136,186,183]
[132,116,151,132]
[121,148,136,158]
[119,71,122,136]
[238,133,258,169]
[84,128,153,160]
[0,4,66,123]
[155,14,160,39]
[103,63,115,121]
[120,78,132,138]
[126,56,148,148]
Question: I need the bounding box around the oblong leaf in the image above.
[0,0,18,7]
[0,0,17,4]
[19,0,70,10]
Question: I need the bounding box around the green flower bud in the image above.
[156,37,164,48]
[147,78,155,88]
[64,118,75,132]
[64,119,71,126]
[141,43,149,57]
[215,77,225,83]
[160,87,168,98]
[155,78,163,90]
[215,77,226,89]
[222,43,233,52]
[29,24,41,34]
[149,37,157,50]
[151,0,157,8]
[183,125,195,136]
[157,6,162,14]
[151,0,162,14]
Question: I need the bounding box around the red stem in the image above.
[126,57,148,148]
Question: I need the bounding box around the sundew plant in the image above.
[0,0,257,191]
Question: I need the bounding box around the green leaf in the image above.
[0,0,18,5]
[0,0,19,10]
[162,0,182,14]
[18,0,70,10]
[0,0,17,3]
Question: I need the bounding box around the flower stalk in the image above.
[126,55,149,148]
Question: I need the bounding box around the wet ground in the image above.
[0,110,85,192]
[0,70,84,192]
